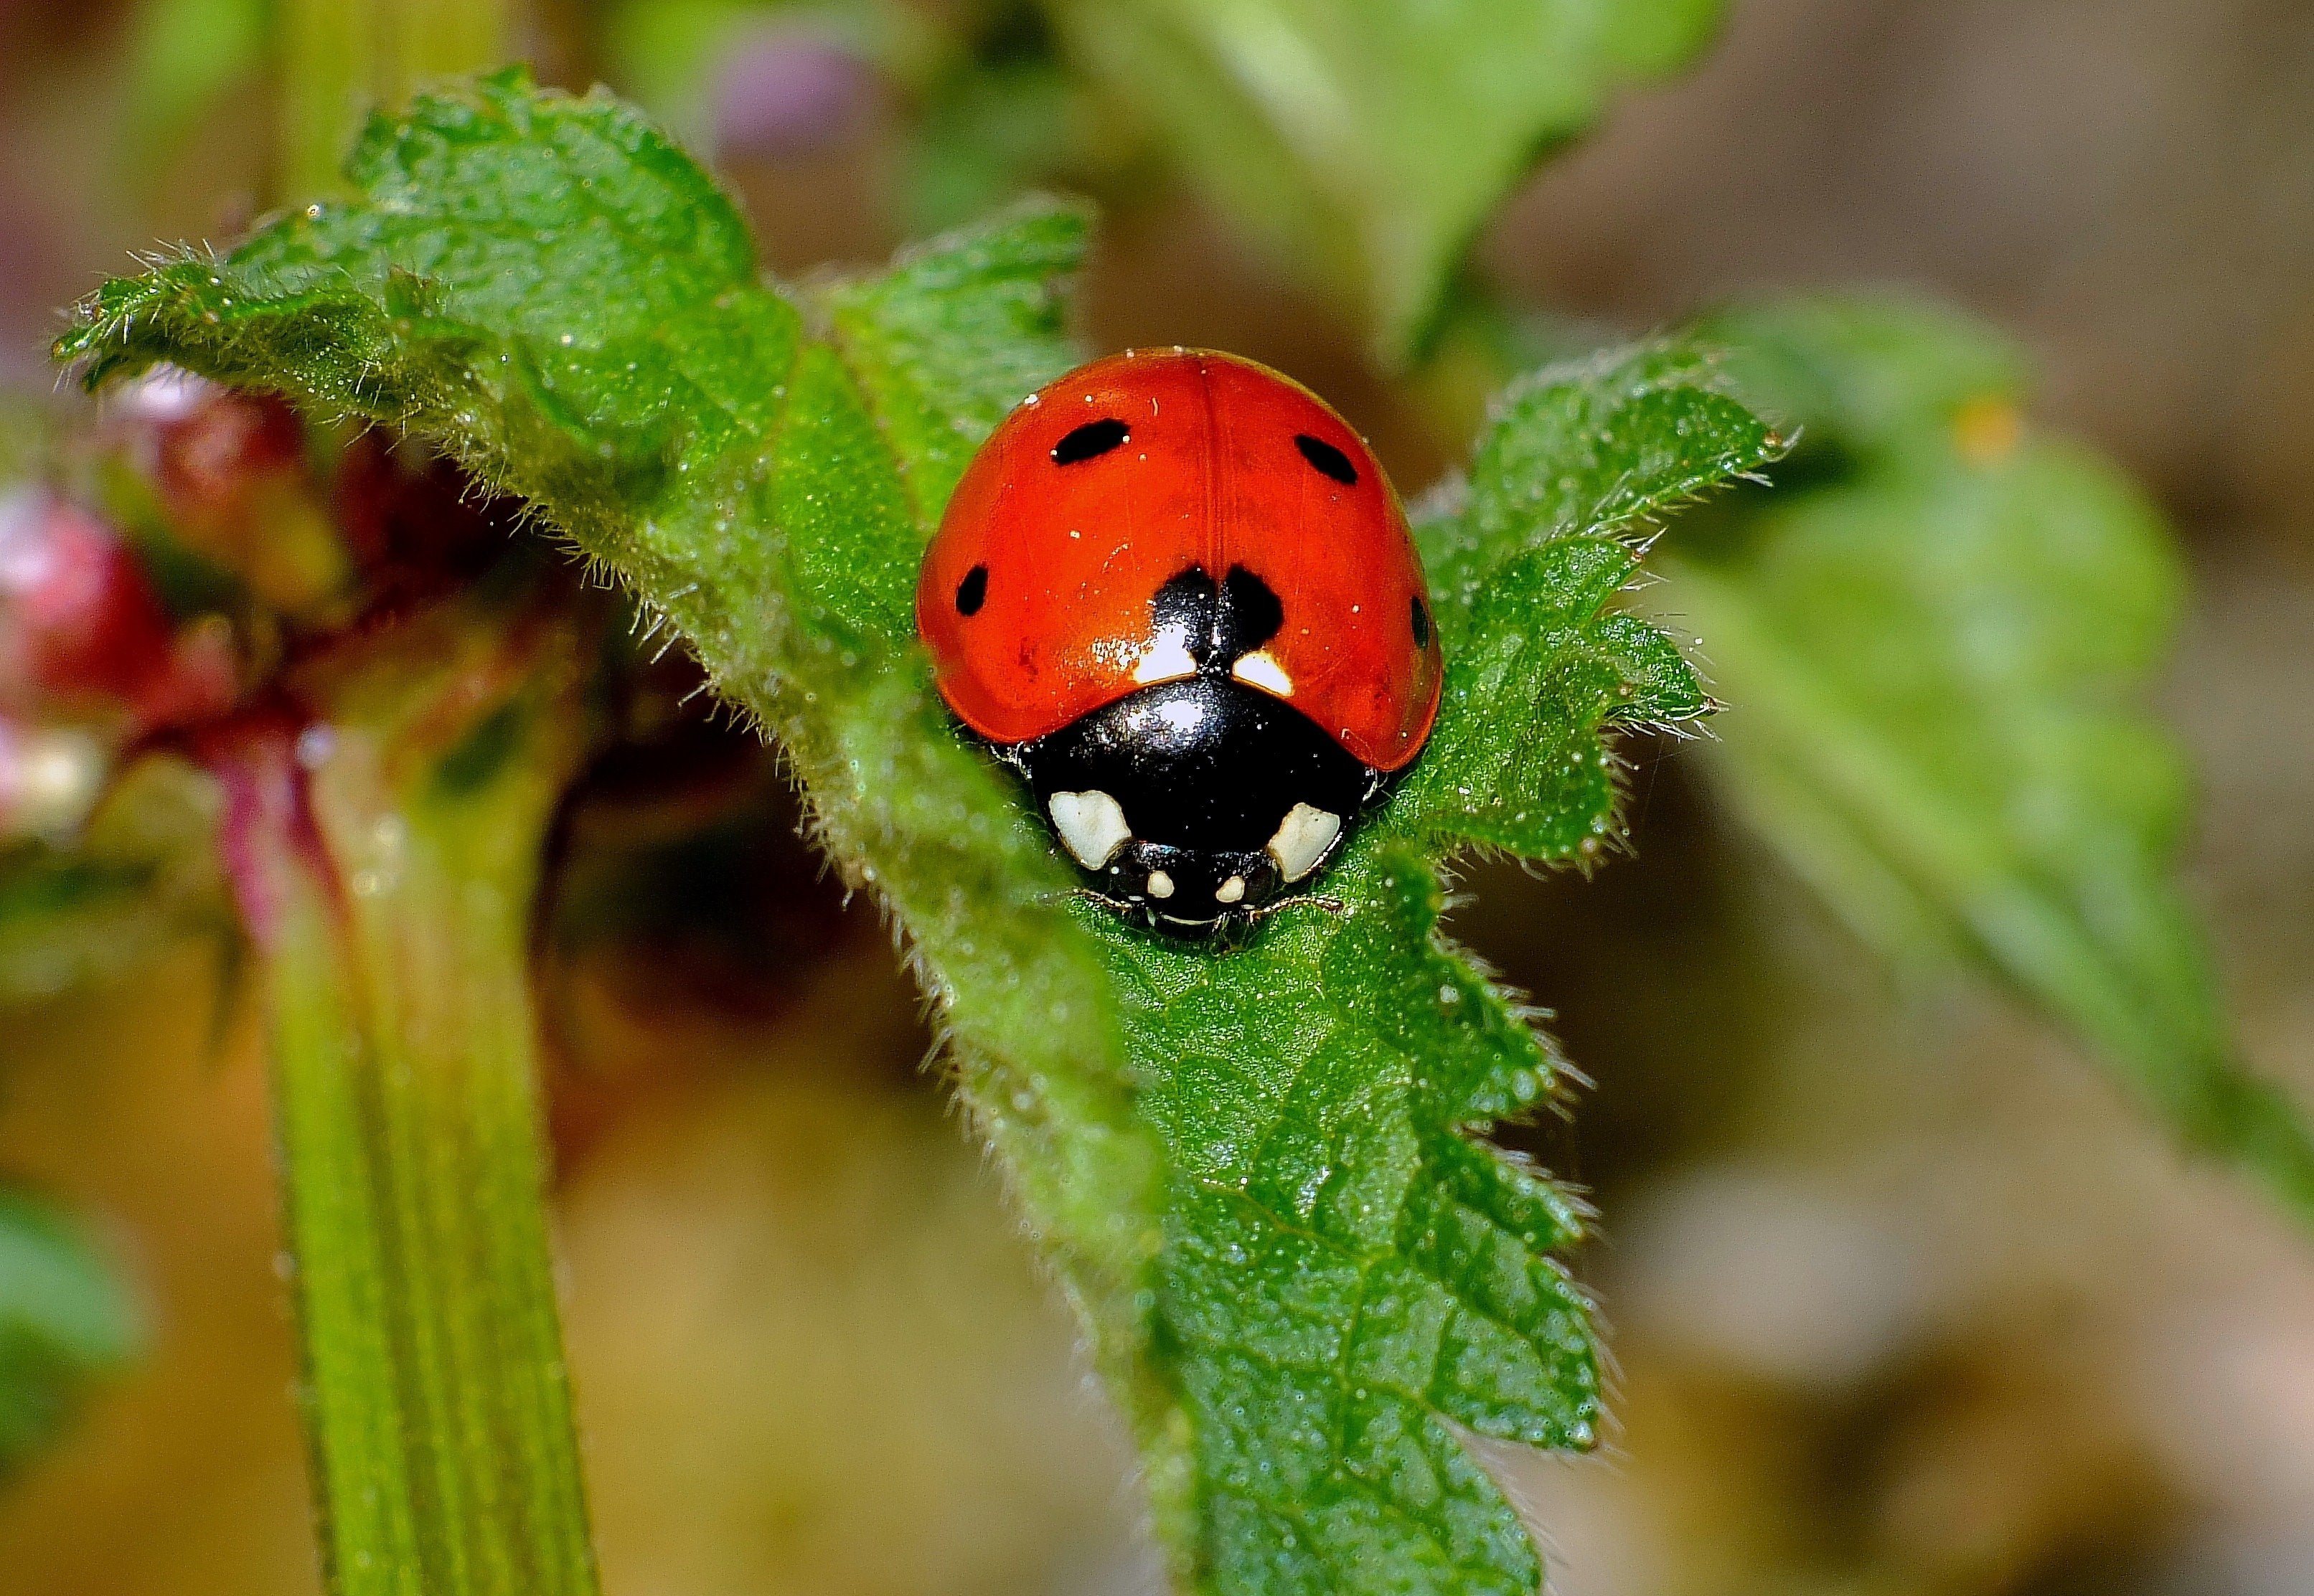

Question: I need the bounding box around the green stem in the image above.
[238,593,599,1596]
[279,0,366,202]
[279,0,514,202]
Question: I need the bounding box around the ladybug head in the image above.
[1012,673,1383,937]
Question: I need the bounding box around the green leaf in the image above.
[57,74,1778,1593]
[1660,296,2314,1220]
[1403,346,1782,857]
[0,1189,141,1479]
[1043,0,1725,363]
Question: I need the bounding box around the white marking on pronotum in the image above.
[1132,628,1198,684]
[1049,790,1133,870]
[1231,649,1294,697]
[1215,875,1246,905]
[1266,803,1342,882]
[1147,870,1175,899]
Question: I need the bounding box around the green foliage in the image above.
[1659,296,2314,1219]
[904,43,1088,232]
[602,0,933,146]
[59,74,1779,1594]
[1405,346,1779,856]
[118,0,268,176]
[1045,0,1725,363]
[0,397,40,486]
[0,1191,141,1478]
[0,420,152,1486]
[0,755,228,1004]
[279,0,513,199]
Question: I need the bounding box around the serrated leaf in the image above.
[0,1189,141,1479]
[1044,0,1725,363]
[57,74,1776,1592]
[1401,346,1784,858]
[1660,296,2314,1220]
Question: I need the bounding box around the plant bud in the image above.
[0,488,175,716]
[121,367,350,615]
[711,25,877,160]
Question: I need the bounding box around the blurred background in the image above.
[4,2,2313,1594]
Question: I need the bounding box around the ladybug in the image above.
[918,349,1443,938]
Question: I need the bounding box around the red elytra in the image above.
[917,348,1442,772]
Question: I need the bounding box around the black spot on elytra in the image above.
[1222,565,1284,653]
[1053,418,1130,464]
[955,565,988,615]
[1294,433,1358,486]
[1411,595,1431,648]
[1149,564,1285,669]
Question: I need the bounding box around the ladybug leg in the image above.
[1063,884,1154,926]
[1195,890,1342,952]
[1238,892,1348,932]
[1025,882,1121,913]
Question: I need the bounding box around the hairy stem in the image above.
[226,592,598,1596]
